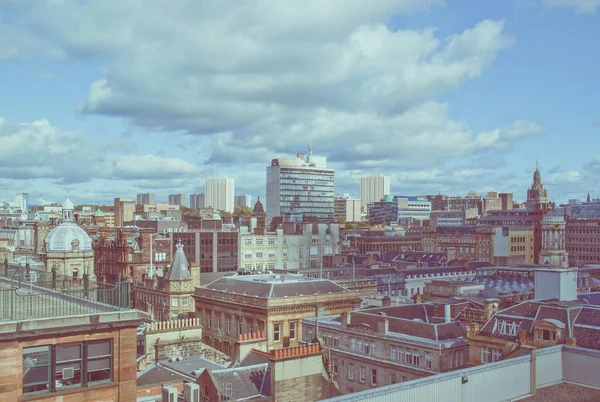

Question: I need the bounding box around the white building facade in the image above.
[334,196,362,222]
[266,149,335,221]
[206,177,235,213]
[360,175,390,212]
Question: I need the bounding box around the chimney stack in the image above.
[444,304,451,323]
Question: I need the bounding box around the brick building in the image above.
[421,226,495,263]
[0,277,142,401]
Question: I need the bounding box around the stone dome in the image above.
[46,222,93,252]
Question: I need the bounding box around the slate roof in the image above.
[164,241,191,281]
[202,274,349,298]
[211,363,270,400]
[479,297,600,349]
[339,304,465,342]
[160,356,228,377]
[136,362,194,387]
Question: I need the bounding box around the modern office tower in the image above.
[13,192,28,213]
[190,193,206,209]
[266,146,335,221]
[235,194,252,208]
[334,195,361,222]
[137,193,155,205]
[205,177,235,213]
[114,197,135,227]
[168,193,187,207]
[360,175,390,212]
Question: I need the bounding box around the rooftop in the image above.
[0,277,141,335]
[199,274,351,298]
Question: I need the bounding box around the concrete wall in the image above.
[271,354,337,401]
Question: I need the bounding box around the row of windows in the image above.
[243,238,288,246]
[201,312,266,336]
[389,346,432,368]
[244,262,281,270]
[510,236,527,243]
[347,364,379,386]
[23,340,112,395]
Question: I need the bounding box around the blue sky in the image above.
[0,0,599,206]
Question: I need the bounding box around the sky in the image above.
[1,0,599,206]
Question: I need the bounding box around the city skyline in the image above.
[1,1,600,206]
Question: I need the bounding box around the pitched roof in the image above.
[211,363,270,400]
[165,241,191,281]
[202,274,349,298]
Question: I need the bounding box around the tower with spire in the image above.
[526,161,549,209]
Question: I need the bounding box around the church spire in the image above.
[587,192,591,203]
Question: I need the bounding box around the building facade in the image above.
[235,194,252,208]
[303,303,469,395]
[360,175,390,213]
[266,148,335,221]
[137,193,156,205]
[206,177,235,213]
[171,229,239,274]
[334,196,362,223]
[190,193,206,209]
[168,193,187,207]
[45,197,95,280]
[134,242,195,321]
[421,226,495,263]
[194,274,360,357]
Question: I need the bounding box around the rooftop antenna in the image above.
[308,144,313,157]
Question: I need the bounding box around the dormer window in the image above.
[71,240,80,253]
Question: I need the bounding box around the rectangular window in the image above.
[207,313,212,329]
[371,369,377,386]
[350,338,356,353]
[406,349,412,365]
[182,298,189,306]
[56,343,82,389]
[348,363,354,380]
[359,366,366,383]
[23,346,51,395]
[256,252,264,258]
[289,321,297,340]
[23,341,113,396]
[238,318,242,335]
[274,323,281,342]
[413,350,420,366]
[244,239,252,246]
[268,238,276,245]
[425,352,432,369]
[481,347,490,364]
[86,340,112,384]
[172,298,178,307]
[389,373,396,384]
[228,317,233,334]
[217,315,221,331]
[256,239,264,245]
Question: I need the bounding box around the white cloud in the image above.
[0,116,201,183]
[542,0,600,14]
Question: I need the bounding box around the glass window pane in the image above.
[23,346,50,394]
[55,361,82,388]
[87,340,111,357]
[88,357,111,372]
[57,343,81,362]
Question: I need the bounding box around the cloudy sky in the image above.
[1,0,599,206]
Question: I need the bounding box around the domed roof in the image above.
[46,222,93,252]
[253,197,264,215]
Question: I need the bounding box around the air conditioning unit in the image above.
[161,386,178,402]
[184,383,200,402]
[62,367,74,380]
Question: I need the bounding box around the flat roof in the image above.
[0,278,141,335]
[522,382,600,401]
